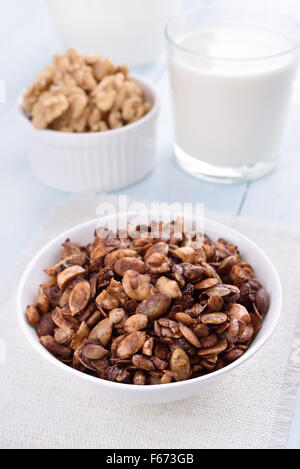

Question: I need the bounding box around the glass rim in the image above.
[165,5,300,62]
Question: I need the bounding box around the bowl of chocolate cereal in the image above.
[17,212,281,403]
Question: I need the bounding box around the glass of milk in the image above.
[166,4,300,183]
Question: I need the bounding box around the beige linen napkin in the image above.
[1,197,299,449]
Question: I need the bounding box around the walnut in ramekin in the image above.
[23,49,151,132]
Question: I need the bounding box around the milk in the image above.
[47,0,180,66]
[169,24,298,167]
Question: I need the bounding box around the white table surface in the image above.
[0,0,299,449]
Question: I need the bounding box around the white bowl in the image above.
[18,76,159,193]
[17,213,282,404]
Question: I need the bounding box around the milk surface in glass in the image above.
[169,24,298,167]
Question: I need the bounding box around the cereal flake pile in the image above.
[23,49,151,132]
[26,220,270,386]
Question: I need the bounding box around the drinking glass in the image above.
[166,4,300,183]
[47,0,181,66]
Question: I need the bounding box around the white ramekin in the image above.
[18,77,159,193]
[17,212,282,404]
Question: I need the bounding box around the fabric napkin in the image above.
[1,196,299,449]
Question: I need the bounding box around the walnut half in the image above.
[23,49,151,133]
